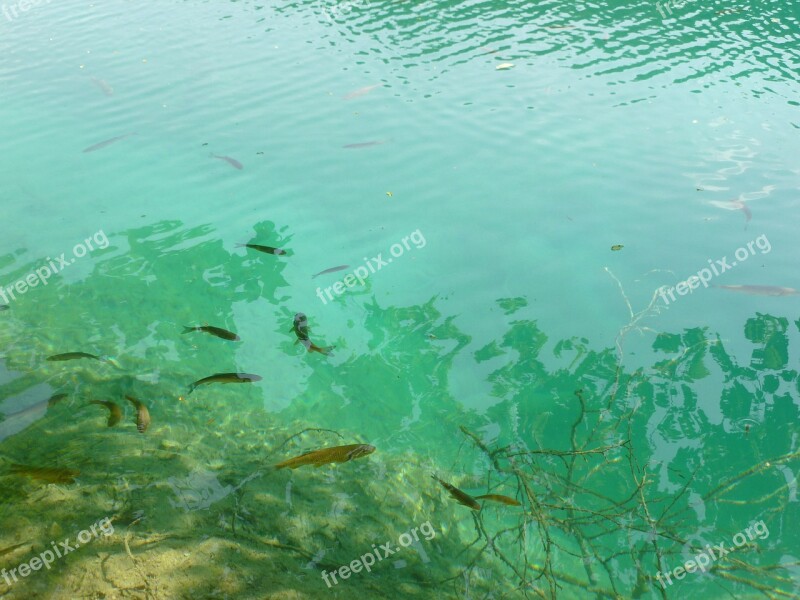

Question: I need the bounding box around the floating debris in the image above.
[611,244,624,251]
[274,443,375,470]
[182,325,240,341]
[496,63,514,70]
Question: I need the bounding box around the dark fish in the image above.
[342,140,384,149]
[236,243,286,256]
[475,494,522,506]
[89,400,122,427]
[125,396,150,433]
[0,542,29,557]
[292,313,334,355]
[311,265,349,279]
[46,352,119,367]
[188,372,262,394]
[82,133,135,153]
[9,464,79,484]
[47,393,68,407]
[714,285,800,296]
[0,304,9,311]
[274,444,375,469]
[182,325,240,341]
[211,154,243,170]
[432,476,481,510]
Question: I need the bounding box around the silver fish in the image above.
[343,84,379,100]
[714,285,800,296]
[342,140,384,149]
[311,265,349,279]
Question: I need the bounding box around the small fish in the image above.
[475,494,522,506]
[0,304,9,311]
[611,244,623,251]
[714,285,800,296]
[188,372,262,394]
[9,464,80,484]
[432,476,481,510]
[236,243,286,256]
[125,396,150,433]
[496,63,514,70]
[0,542,29,557]
[292,313,334,355]
[47,393,68,407]
[311,265,349,279]
[211,154,243,170]
[708,199,751,222]
[182,325,240,341]
[343,84,379,100]
[274,444,375,469]
[342,140,384,149]
[90,76,114,96]
[46,352,119,367]
[89,400,122,427]
[744,424,750,437]
[82,132,135,153]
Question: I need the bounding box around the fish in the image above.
[188,372,262,394]
[292,313,334,355]
[342,140,385,149]
[0,304,9,311]
[611,244,623,251]
[211,154,243,170]
[343,84,379,100]
[0,542,29,557]
[125,396,150,433]
[274,443,375,469]
[9,464,79,484]
[236,243,286,256]
[311,265,349,279]
[496,63,514,70]
[182,325,240,341]
[46,352,119,367]
[432,476,481,510]
[714,285,800,296]
[89,400,122,427]
[47,393,68,407]
[475,494,522,506]
[90,76,114,96]
[708,199,751,222]
[82,132,136,153]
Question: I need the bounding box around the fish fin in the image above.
[182,326,195,334]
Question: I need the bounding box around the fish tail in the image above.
[235,243,247,248]
[187,384,195,395]
[182,326,195,334]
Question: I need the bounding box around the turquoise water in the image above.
[1,0,799,598]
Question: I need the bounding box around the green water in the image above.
[1,0,799,598]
